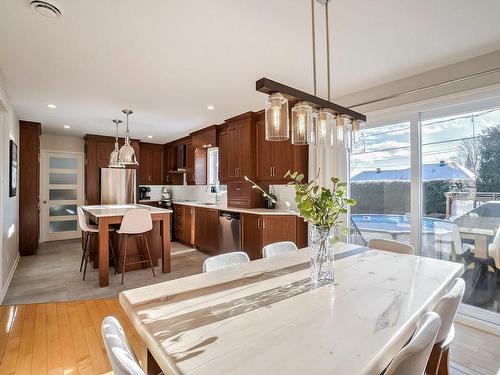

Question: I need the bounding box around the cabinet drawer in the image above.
[227,181,250,201]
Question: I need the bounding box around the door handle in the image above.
[42,201,47,204]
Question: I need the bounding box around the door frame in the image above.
[39,150,84,242]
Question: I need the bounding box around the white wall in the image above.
[0,77,19,301]
[40,133,84,153]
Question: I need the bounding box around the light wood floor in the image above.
[0,300,498,375]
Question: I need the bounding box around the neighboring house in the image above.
[352,162,475,182]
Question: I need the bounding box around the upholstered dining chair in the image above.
[101,316,145,375]
[116,209,155,284]
[368,238,415,255]
[385,312,441,375]
[77,207,117,280]
[262,241,298,258]
[202,251,250,272]
[426,278,465,375]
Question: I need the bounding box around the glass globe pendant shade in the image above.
[315,109,334,147]
[265,92,289,141]
[336,115,344,145]
[291,101,313,145]
[109,119,124,168]
[351,119,365,144]
[118,109,139,165]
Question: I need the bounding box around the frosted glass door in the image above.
[40,151,83,242]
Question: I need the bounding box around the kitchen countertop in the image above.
[80,204,172,218]
[172,201,297,216]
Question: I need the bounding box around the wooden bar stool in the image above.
[116,209,155,284]
[77,207,118,281]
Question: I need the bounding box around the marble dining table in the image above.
[119,243,463,375]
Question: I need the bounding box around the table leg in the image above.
[99,217,110,287]
[160,213,171,273]
[147,349,162,375]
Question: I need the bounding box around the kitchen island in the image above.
[80,204,172,287]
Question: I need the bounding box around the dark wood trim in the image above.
[256,77,366,121]
[19,121,41,256]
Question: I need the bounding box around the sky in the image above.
[350,108,500,178]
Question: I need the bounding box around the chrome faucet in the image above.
[206,183,220,204]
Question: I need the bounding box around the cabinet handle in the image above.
[270,167,273,177]
[257,218,262,229]
[262,218,266,229]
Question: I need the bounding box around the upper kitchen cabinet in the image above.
[139,142,164,185]
[226,112,255,180]
[218,125,229,183]
[84,134,140,205]
[255,111,308,183]
[165,137,190,185]
[191,126,217,185]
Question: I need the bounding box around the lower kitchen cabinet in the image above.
[173,205,194,245]
[194,207,219,255]
[241,214,297,260]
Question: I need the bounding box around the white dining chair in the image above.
[116,209,155,284]
[426,278,465,375]
[202,251,250,272]
[368,238,415,255]
[385,312,441,375]
[77,207,117,280]
[262,241,297,258]
[101,316,145,375]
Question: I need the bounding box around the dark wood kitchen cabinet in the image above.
[194,207,219,254]
[84,134,140,204]
[218,125,229,183]
[139,142,164,185]
[173,205,194,245]
[241,214,297,260]
[255,112,308,183]
[19,121,42,255]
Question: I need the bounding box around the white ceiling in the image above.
[1,0,500,143]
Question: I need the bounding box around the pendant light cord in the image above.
[325,0,331,101]
[311,0,317,96]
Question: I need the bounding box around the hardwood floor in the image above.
[0,299,498,375]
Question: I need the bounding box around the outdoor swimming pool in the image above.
[351,214,453,234]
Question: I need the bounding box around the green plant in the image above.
[285,170,356,241]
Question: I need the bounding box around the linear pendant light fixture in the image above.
[257,0,366,146]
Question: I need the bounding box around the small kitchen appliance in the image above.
[139,186,151,200]
[158,187,173,208]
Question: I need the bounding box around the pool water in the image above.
[351,214,452,233]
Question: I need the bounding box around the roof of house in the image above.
[351,162,474,182]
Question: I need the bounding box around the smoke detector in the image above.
[30,1,62,18]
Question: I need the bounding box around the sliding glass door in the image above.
[421,108,500,316]
[350,121,412,245]
[349,100,500,322]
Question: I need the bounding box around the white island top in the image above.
[120,244,463,375]
[80,204,172,218]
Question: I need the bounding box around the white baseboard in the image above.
[456,312,500,337]
[1,252,20,304]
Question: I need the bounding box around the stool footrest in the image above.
[125,260,152,266]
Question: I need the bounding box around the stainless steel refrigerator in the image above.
[100,168,137,204]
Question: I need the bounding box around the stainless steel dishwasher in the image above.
[219,211,241,252]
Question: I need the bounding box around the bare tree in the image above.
[454,137,481,177]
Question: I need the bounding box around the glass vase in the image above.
[309,225,335,283]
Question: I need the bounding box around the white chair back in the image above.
[385,312,441,375]
[433,278,465,343]
[117,209,153,234]
[101,316,145,375]
[203,251,250,273]
[77,207,94,232]
[262,241,298,258]
[368,238,414,255]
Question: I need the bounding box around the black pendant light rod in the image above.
[256,77,366,122]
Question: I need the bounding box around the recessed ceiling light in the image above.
[64,125,70,129]
[147,135,153,139]
[47,104,56,108]
[207,105,215,110]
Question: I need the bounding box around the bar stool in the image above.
[77,207,118,281]
[116,209,155,284]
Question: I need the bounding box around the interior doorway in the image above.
[39,151,84,242]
